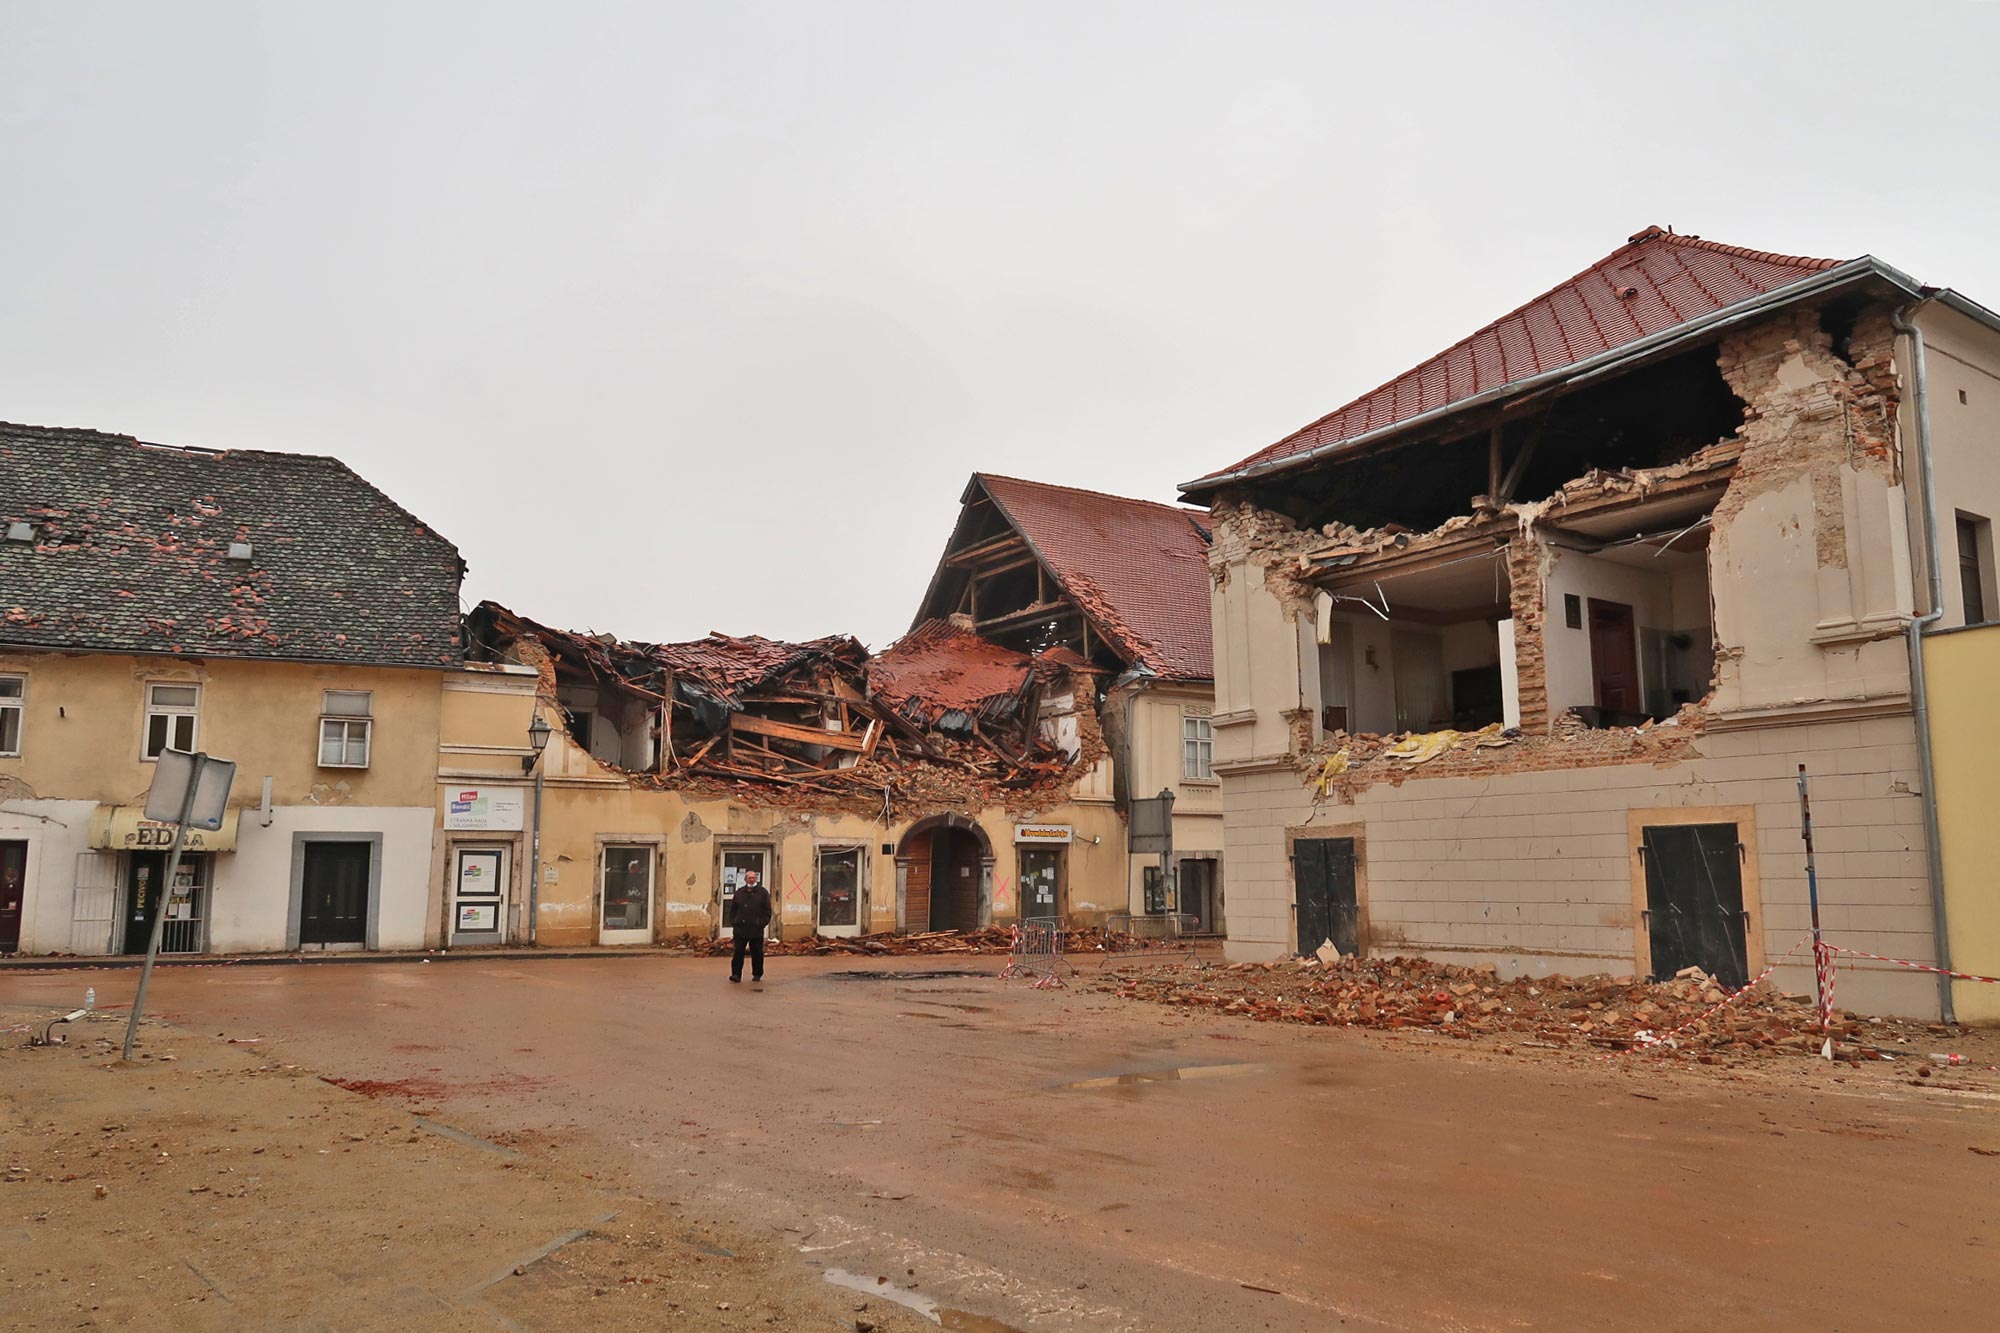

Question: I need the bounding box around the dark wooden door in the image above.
[1641,823,1748,987]
[0,840,25,953]
[122,852,165,954]
[1588,599,1641,713]
[1294,838,1358,956]
[300,841,372,945]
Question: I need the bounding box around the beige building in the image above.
[1179,227,2000,1019]
[0,423,474,956]
[442,605,1123,948]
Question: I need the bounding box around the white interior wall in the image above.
[1543,548,1675,716]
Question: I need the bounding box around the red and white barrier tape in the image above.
[1821,943,2000,986]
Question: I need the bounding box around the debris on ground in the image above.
[677,925,1183,958]
[1095,952,1973,1063]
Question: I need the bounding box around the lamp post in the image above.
[524,714,552,945]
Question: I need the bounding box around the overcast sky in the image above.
[6,3,1998,648]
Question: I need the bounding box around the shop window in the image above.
[317,690,373,768]
[817,848,860,929]
[143,682,199,759]
[601,845,653,933]
[1181,714,1213,780]
[0,674,22,756]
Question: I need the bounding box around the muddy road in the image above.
[4,955,1994,1331]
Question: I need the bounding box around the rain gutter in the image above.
[1892,300,1955,1023]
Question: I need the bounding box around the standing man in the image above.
[729,868,772,984]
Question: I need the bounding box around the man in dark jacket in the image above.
[729,869,773,983]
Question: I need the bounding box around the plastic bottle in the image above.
[85,986,95,1013]
[1929,1052,1965,1066]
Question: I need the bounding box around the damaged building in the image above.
[1182,226,2000,1018]
[443,601,1125,946]
[912,474,1222,929]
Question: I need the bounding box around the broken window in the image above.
[143,682,199,759]
[0,675,21,757]
[317,690,373,768]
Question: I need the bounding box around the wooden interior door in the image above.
[1588,599,1641,713]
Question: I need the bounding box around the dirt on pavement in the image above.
[3,955,1997,1331]
[0,1009,930,1333]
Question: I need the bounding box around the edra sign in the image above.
[1013,823,1072,845]
[89,805,242,852]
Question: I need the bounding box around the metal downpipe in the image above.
[1893,302,1955,1023]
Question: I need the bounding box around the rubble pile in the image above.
[1095,952,1919,1061]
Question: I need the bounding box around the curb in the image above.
[0,948,697,974]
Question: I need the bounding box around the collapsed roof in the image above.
[467,602,1093,813]
[912,473,1214,682]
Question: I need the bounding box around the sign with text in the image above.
[1013,823,1072,845]
[444,786,526,831]
[90,805,242,852]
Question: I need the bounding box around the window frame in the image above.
[142,681,201,761]
[1181,713,1214,781]
[317,690,374,769]
[1957,513,1991,626]
[0,673,23,758]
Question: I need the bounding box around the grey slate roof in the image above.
[0,422,465,669]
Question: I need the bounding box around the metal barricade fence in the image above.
[1103,911,1200,959]
[1000,916,1065,989]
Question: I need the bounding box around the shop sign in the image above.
[444,787,526,831]
[89,805,241,852]
[1013,823,1072,845]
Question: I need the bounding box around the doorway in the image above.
[816,847,862,937]
[1,840,27,953]
[1018,848,1062,921]
[598,844,654,945]
[720,847,773,939]
[1640,822,1749,987]
[1294,838,1358,956]
[1178,856,1221,934]
[1588,598,1641,715]
[895,817,992,932]
[121,851,202,954]
[299,841,372,947]
[450,845,509,946]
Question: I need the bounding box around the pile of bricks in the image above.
[1094,953,1922,1061]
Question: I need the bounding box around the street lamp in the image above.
[525,713,553,945]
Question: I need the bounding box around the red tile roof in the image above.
[977,474,1214,681]
[1197,227,1846,484]
[868,619,1036,726]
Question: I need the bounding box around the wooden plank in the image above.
[729,712,868,752]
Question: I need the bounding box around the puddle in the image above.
[830,970,992,982]
[821,1269,1024,1331]
[1060,1061,1270,1090]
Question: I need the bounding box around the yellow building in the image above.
[0,423,471,956]
[433,606,1124,948]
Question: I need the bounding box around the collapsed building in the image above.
[1181,226,2000,1018]
[912,474,1222,929]
[444,601,1125,946]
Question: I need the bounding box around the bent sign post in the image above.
[122,748,236,1060]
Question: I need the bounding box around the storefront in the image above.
[87,805,240,955]
[1015,823,1070,921]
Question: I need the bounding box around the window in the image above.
[318,690,373,768]
[1958,514,1990,625]
[143,682,200,759]
[0,675,21,757]
[601,844,653,935]
[1181,714,1213,780]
